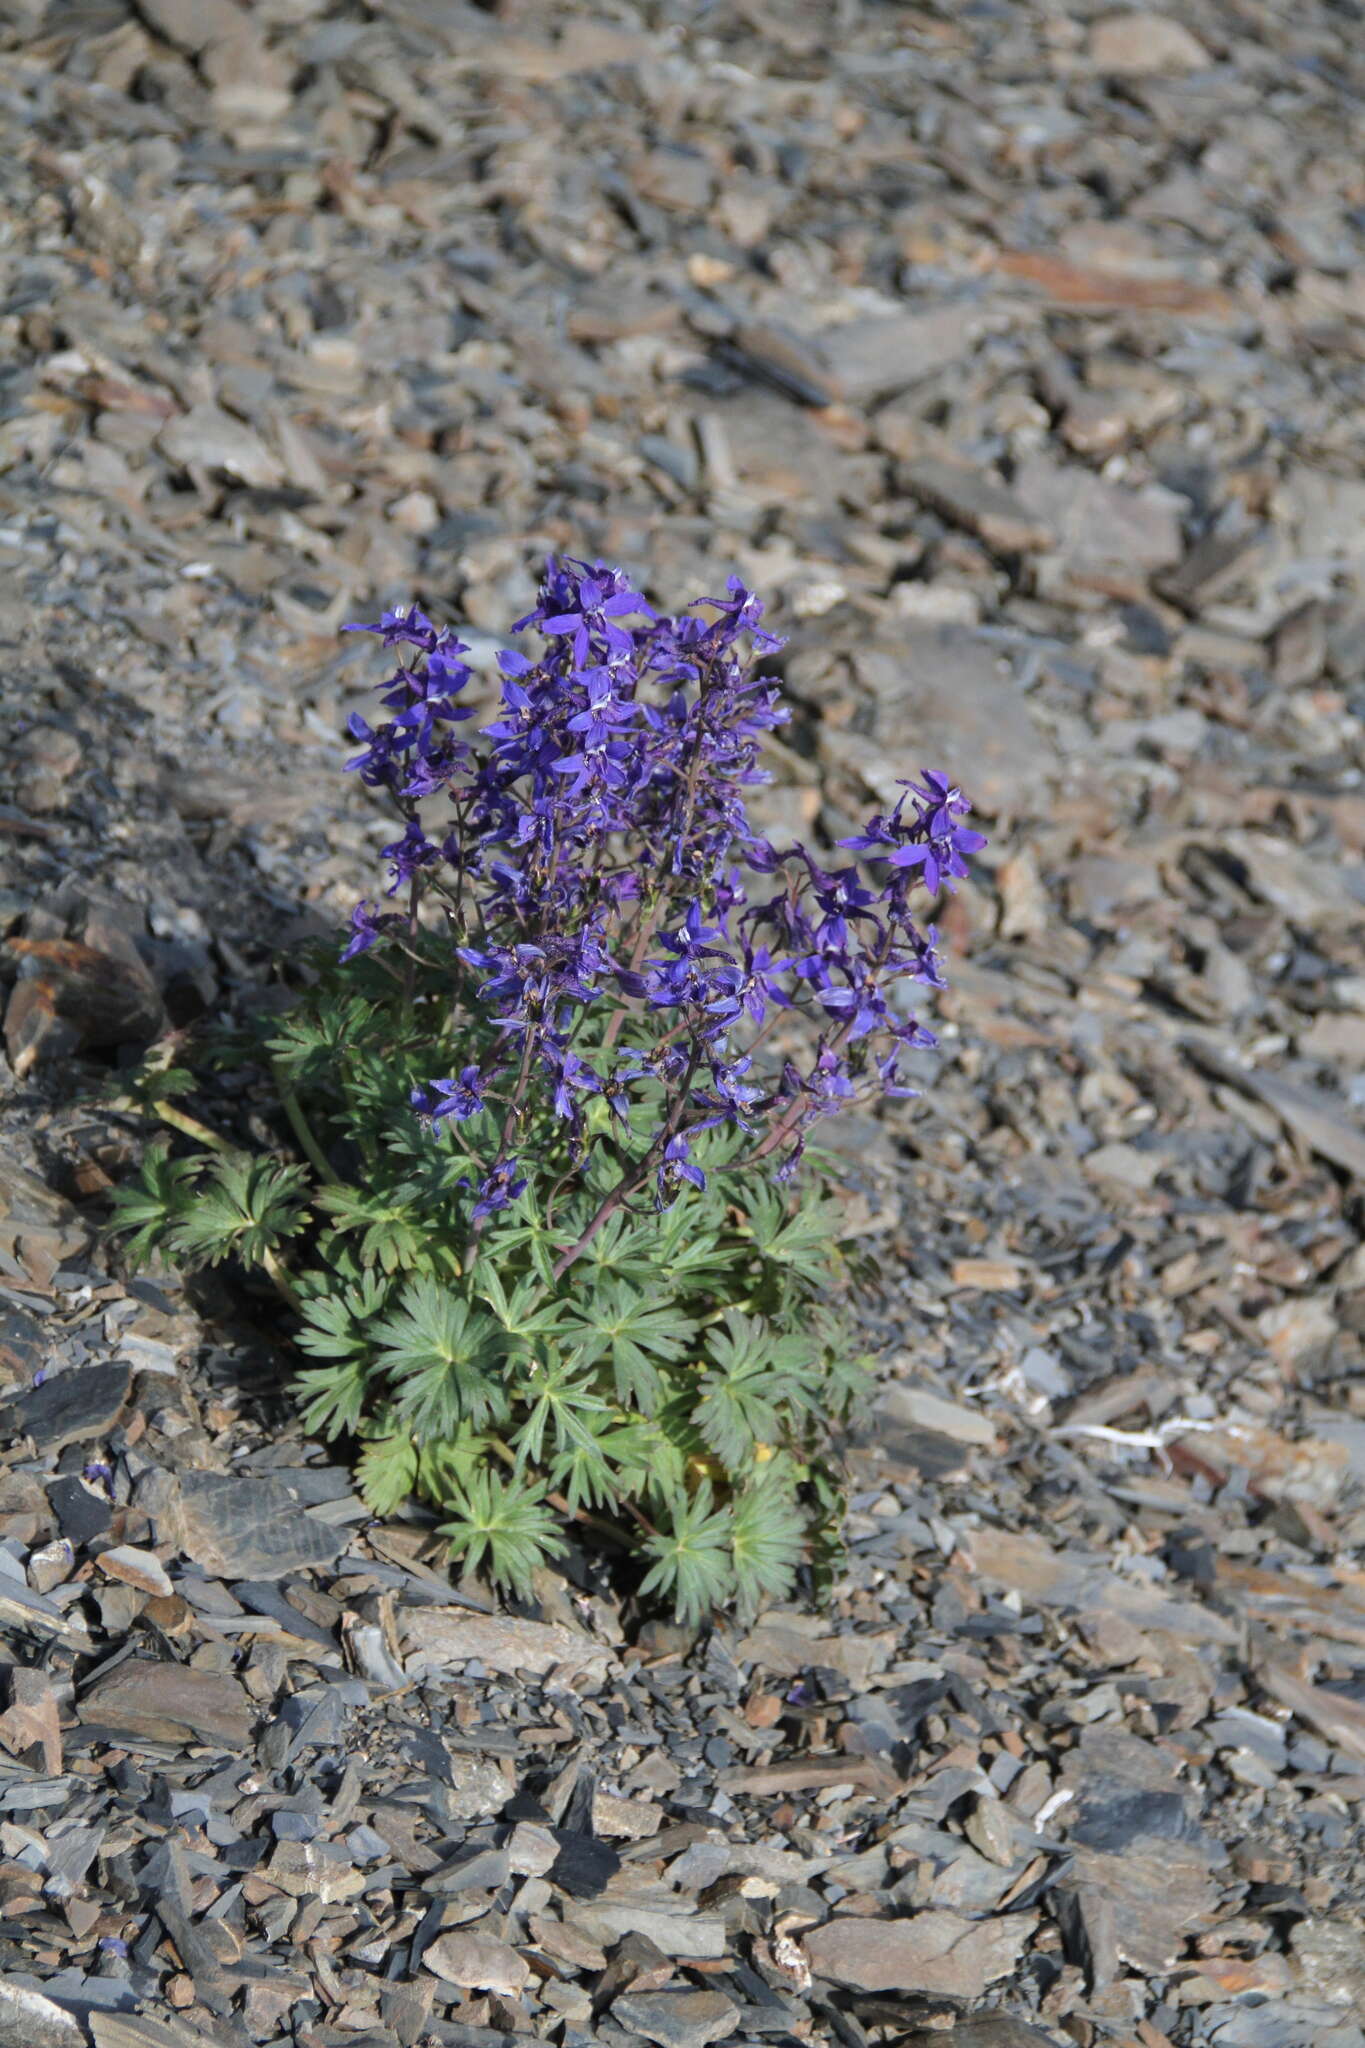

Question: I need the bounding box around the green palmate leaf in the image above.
[293,1356,371,1439]
[356,1432,419,1516]
[267,993,381,1086]
[293,1273,394,1436]
[471,1260,570,1345]
[168,1154,310,1268]
[560,1280,696,1409]
[730,1459,806,1618]
[416,1433,490,1505]
[692,1309,821,1471]
[313,1181,430,1273]
[296,1272,392,1361]
[549,1421,637,1512]
[610,1414,691,1505]
[374,1278,510,1435]
[575,1211,660,1288]
[485,1207,560,1287]
[649,1200,734,1289]
[439,1470,567,1596]
[107,1143,201,1266]
[511,1354,613,1473]
[638,1481,735,1625]
[814,1313,876,1422]
[742,1183,846,1288]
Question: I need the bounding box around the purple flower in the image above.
[472,1158,528,1221]
[412,1067,485,1123]
[523,559,654,665]
[657,1134,706,1202]
[381,819,437,894]
[341,900,388,961]
[693,574,784,655]
[343,605,437,651]
[841,770,986,898]
[339,565,979,1224]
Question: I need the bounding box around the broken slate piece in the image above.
[77,1657,252,1748]
[611,1989,740,2048]
[157,1470,346,1577]
[899,2022,1063,2048]
[0,1577,76,1639]
[97,1546,174,1597]
[0,1980,84,2048]
[422,1928,530,1995]
[1054,1884,1119,1993]
[550,1827,622,1899]
[1,1362,130,1454]
[46,1474,113,1545]
[803,1911,1036,1996]
[90,2016,214,2048]
[0,1305,46,1385]
[898,456,1053,557]
[403,1606,617,1680]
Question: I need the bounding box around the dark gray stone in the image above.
[1,1362,130,1453]
[157,1469,346,1578]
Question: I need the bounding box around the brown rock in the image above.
[612,1989,739,2048]
[0,1982,83,2048]
[267,1840,366,1903]
[77,1657,252,1748]
[803,1910,1035,1995]
[823,626,1052,819]
[13,725,82,813]
[898,456,1053,557]
[4,938,164,1074]
[97,1545,174,1597]
[1014,455,1185,579]
[423,1928,530,1996]
[0,1667,62,1774]
[404,1607,616,1681]
[157,404,283,487]
[136,0,254,52]
[994,249,1233,318]
[1090,13,1212,74]
[157,1470,345,1579]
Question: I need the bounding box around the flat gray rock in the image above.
[612,1989,740,2048]
[0,1980,83,2048]
[77,1658,253,1749]
[1,1362,131,1454]
[156,1470,346,1579]
[824,626,1054,818]
[804,1910,1037,1997]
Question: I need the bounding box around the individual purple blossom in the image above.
[520,558,654,665]
[341,900,393,961]
[658,1134,706,1200]
[839,773,986,897]
[381,819,437,894]
[472,1158,528,1221]
[412,1067,485,1124]
[343,605,438,651]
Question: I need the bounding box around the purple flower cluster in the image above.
[343,559,983,1227]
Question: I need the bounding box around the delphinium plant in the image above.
[112,559,983,1621]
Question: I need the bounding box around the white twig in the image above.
[1050,1417,1222,1451]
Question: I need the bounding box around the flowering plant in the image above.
[112,561,981,1619]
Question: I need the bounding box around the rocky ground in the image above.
[3,2,1365,2046]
